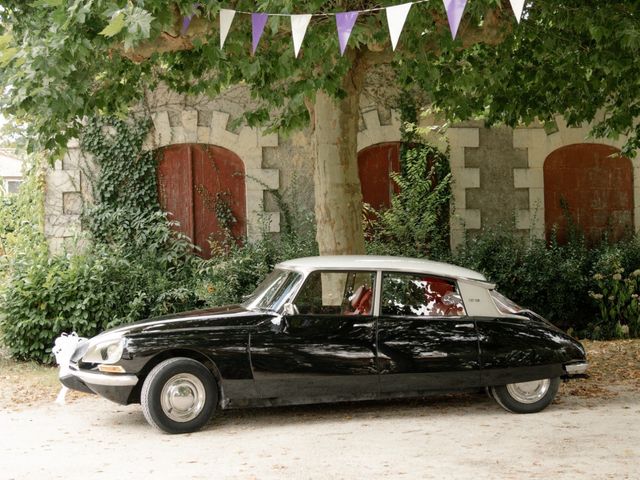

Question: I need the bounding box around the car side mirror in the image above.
[282,303,298,316]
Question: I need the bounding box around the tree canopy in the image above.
[1,1,638,255]
[1,1,637,155]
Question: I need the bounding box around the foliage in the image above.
[589,267,640,340]
[0,156,45,261]
[366,142,451,259]
[197,181,317,306]
[0,0,640,156]
[0,117,204,362]
[2,1,640,157]
[0,244,201,363]
[81,117,160,245]
[452,226,640,339]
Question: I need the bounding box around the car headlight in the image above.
[82,334,125,364]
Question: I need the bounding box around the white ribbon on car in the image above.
[52,332,81,405]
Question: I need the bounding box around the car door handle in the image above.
[455,323,475,329]
[353,322,374,328]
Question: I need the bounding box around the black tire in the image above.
[490,377,560,414]
[141,357,218,434]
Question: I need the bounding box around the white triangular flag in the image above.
[220,9,236,49]
[509,0,525,23]
[291,14,312,58]
[386,3,412,51]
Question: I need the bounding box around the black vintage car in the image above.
[55,256,588,434]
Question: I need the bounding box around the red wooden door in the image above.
[158,144,246,258]
[357,142,401,211]
[544,144,633,244]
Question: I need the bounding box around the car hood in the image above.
[94,304,267,339]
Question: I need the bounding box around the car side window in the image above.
[381,272,465,317]
[293,271,376,315]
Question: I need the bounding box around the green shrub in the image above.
[0,157,45,262]
[0,241,203,363]
[453,226,640,339]
[589,267,640,339]
[196,182,318,306]
[366,142,451,259]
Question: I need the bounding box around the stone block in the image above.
[47,237,66,256]
[210,111,230,132]
[44,214,80,238]
[62,149,81,171]
[513,128,546,151]
[152,111,171,147]
[47,170,81,193]
[460,168,480,188]
[362,109,381,132]
[197,126,210,145]
[238,127,259,149]
[515,209,530,230]
[448,127,480,149]
[513,168,543,189]
[181,111,198,143]
[246,168,279,191]
[259,131,279,148]
[63,192,83,215]
[464,209,481,230]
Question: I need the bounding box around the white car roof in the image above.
[276,255,487,282]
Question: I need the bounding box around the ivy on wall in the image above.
[81,117,165,247]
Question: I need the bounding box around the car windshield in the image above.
[490,290,523,315]
[243,269,302,312]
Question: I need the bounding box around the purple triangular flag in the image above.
[252,13,268,55]
[442,0,467,39]
[335,11,359,56]
[181,15,193,35]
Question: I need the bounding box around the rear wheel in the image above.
[141,357,218,434]
[490,377,560,414]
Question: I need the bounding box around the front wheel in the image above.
[490,377,560,414]
[141,357,218,434]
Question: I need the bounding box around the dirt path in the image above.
[0,340,638,479]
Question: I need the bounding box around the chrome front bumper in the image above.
[71,367,139,387]
[564,362,589,375]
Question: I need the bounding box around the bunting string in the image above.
[185,1,528,57]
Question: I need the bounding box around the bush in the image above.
[589,267,640,339]
[0,240,203,363]
[366,142,451,259]
[453,226,640,339]
[196,181,318,306]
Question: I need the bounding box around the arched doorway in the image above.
[543,143,633,244]
[157,144,246,258]
[357,142,401,211]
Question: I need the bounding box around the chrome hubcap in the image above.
[506,378,551,404]
[160,373,206,422]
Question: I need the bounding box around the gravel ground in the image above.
[0,340,638,479]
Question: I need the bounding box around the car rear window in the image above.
[489,290,523,315]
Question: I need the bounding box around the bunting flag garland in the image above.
[386,3,412,51]
[291,14,312,58]
[192,1,528,57]
[336,11,359,56]
[219,9,235,49]
[509,0,525,23]
[442,0,468,39]
[251,13,268,54]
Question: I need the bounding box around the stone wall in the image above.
[44,87,401,252]
[44,141,94,253]
[448,118,640,249]
[42,81,640,255]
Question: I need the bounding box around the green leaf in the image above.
[99,12,126,38]
[34,0,64,7]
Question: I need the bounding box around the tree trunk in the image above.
[312,63,367,256]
